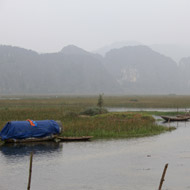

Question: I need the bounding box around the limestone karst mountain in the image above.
[0,45,121,94]
[0,44,190,95]
[104,46,181,94]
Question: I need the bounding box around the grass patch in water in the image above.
[61,112,174,139]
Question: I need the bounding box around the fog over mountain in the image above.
[0,44,190,95]
[0,45,121,95]
[94,41,143,56]
[150,44,190,62]
[104,46,182,94]
[95,41,190,62]
[178,57,190,93]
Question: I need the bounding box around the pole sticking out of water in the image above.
[27,152,34,190]
[158,163,168,190]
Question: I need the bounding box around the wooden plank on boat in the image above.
[57,136,93,142]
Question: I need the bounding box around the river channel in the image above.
[1,110,190,189]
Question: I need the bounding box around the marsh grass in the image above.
[61,112,172,138]
[0,95,182,139]
[1,95,190,108]
[103,95,190,108]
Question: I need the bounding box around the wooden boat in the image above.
[0,120,62,143]
[56,136,93,142]
[160,115,190,122]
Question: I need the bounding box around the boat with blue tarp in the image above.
[0,120,62,143]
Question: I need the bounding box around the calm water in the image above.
[1,118,190,189]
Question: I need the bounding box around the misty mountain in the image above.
[104,46,181,94]
[94,41,143,56]
[179,57,190,93]
[0,45,121,94]
[61,45,90,55]
[95,41,190,62]
[1,44,190,95]
[150,44,190,62]
[0,45,40,94]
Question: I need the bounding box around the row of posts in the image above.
[27,152,168,190]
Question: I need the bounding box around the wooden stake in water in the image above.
[158,163,168,190]
[27,152,34,190]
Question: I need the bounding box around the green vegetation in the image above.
[103,95,190,108]
[0,95,184,139]
[80,107,108,116]
[1,94,190,108]
[62,112,173,138]
[80,94,108,116]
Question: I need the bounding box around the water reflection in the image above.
[0,142,63,158]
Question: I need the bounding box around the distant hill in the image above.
[178,57,190,93]
[0,45,121,95]
[150,44,190,62]
[1,44,190,95]
[94,41,143,56]
[95,42,190,62]
[61,45,90,55]
[104,46,181,94]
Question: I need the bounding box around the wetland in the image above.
[1,95,190,189]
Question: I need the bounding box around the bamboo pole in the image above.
[27,152,34,190]
[158,163,168,190]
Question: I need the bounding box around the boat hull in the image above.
[56,136,93,142]
[161,115,190,122]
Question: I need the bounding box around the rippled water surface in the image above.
[1,119,190,189]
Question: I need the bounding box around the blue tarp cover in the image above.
[0,120,61,140]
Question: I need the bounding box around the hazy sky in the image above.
[0,0,190,53]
